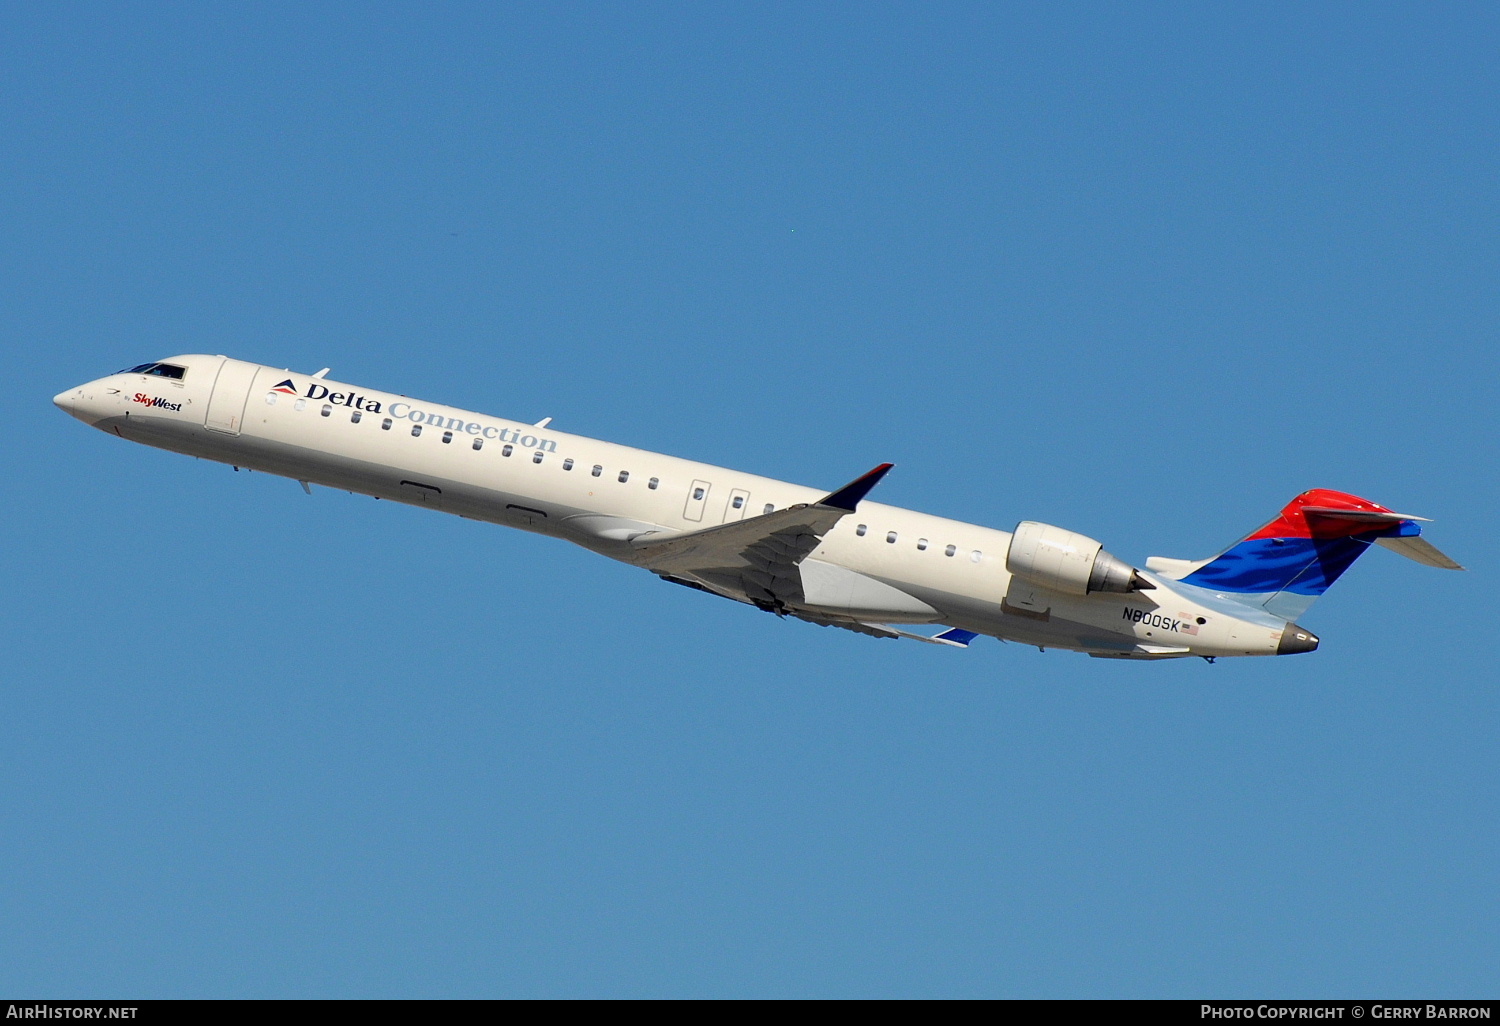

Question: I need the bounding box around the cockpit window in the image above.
[118,362,186,380]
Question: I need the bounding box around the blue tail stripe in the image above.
[1182,536,1377,595]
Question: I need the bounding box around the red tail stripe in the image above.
[1244,489,1399,541]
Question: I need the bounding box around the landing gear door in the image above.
[683,480,712,522]
[205,358,260,435]
[724,488,751,522]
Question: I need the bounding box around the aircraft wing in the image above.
[789,613,904,640]
[777,610,974,644]
[630,464,893,612]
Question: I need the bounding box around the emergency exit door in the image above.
[724,488,752,522]
[683,480,712,522]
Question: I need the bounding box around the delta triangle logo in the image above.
[272,379,298,395]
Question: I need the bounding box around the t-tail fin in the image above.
[1163,489,1462,621]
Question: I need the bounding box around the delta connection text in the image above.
[303,383,558,451]
[1202,1007,1490,1020]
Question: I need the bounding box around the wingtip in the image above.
[820,463,895,512]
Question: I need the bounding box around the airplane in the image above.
[54,356,1463,661]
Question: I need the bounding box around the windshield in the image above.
[117,362,186,380]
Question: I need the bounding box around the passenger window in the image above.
[971,550,982,563]
[472,438,483,450]
[321,405,332,417]
[917,538,928,551]
[563,458,574,471]
[764,504,774,514]
[442,430,453,444]
[592,465,603,477]
[381,418,392,430]
[351,411,362,424]
[692,487,705,500]
[502,444,513,457]
[887,531,897,544]
[945,544,956,557]
[649,477,659,490]
[294,399,306,411]
[618,470,629,483]
[265,393,277,406]
[411,424,422,437]
[732,496,744,509]
[856,524,867,537]
[533,452,544,464]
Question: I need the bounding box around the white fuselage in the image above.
[55,355,1297,659]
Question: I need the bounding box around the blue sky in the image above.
[3,2,1496,997]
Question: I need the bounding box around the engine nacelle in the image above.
[1005,521,1146,596]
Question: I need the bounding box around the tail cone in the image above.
[1277,623,1320,655]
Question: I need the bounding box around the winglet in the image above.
[858,623,980,647]
[819,463,894,512]
[935,628,979,647]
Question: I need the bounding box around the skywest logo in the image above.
[133,393,182,412]
[302,383,558,450]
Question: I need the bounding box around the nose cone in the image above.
[54,384,107,426]
[1277,623,1320,655]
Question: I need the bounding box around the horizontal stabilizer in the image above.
[1375,535,1465,570]
[1302,507,1430,524]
